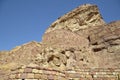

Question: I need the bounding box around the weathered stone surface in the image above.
[0,4,120,80]
[87,21,120,68]
[42,29,89,50]
[45,4,105,33]
[9,65,120,80]
[0,41,42,80]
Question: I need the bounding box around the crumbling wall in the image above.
[9,64,66,80]
[9,65,120,80]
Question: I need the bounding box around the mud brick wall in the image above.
[9,66,120,80]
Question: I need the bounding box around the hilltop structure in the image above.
[0,4,120,80]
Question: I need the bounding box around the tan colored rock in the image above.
[27,73,34,78]
[66,57,76,70]
[1,4,120,80]
[34,73,41,79]
[42,29,89,50]
[52,57,61,66]
[65,51,73,58]
[45,4,105,33]
[88,21,120,68]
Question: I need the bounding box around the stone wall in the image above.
[66,68,120,80]
[9,65,66,80]
[9,65,120,80]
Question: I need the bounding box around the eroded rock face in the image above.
[33,47,97,70]
[42,29,89,49]
[0,41,42,80]
[0,4,120,80]
[88,21,120,68]
[45,4,105,33]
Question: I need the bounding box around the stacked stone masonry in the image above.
[9,66,66,80]
[9,65,120,80]
[1,4,120,80]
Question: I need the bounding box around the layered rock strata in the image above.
[45,4,105,33]
[0,4,120,80]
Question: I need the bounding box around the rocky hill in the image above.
[0,4,120,80]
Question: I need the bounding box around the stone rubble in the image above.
[0,4,120,80]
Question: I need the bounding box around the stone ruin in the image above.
[9,64,120,80]
[0,4,120,80]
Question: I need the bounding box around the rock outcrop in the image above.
[0,41,42,80]
[45,4,105,34]
[0,4,120,80]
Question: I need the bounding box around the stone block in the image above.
[19,69,24,73]
[24,68,32,73]
[27,73,34,78]
[38,70,43,73]
[34,73,41,79]
[32,69,39,73]
[20,73,27,79]
[10,74,16,79]
[15,73,21,78]
[47,74,54,79]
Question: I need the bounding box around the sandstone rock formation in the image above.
[0,41,42,80]
[0,4,120,80]
[45,4,105,33]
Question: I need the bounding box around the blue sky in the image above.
[0,0,120,50]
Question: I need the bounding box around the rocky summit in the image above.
[0,4,120,80]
